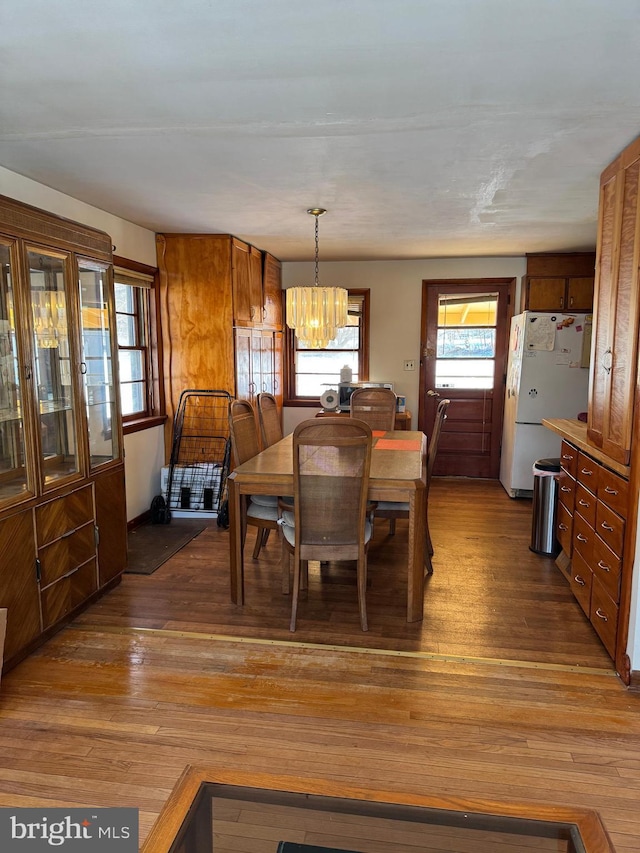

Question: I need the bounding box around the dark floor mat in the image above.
[125,520,207,574]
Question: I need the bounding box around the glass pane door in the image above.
[78,262,119,467]
[0,240,31,501]
[28,248,79,486]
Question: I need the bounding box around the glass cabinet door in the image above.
[78,261,119,467]
[27,247,79,486]
[0,240,32,501]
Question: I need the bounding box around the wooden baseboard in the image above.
[128,509,152,531]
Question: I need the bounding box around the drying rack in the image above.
[164,389,232,519]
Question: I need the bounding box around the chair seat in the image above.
[279,514,372,546]
[247,500,280,522]
[376,501,410,512]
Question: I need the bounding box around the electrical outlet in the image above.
[404,359,416,371]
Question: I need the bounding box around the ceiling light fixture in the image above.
[285,208,348,349]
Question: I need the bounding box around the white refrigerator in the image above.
[499,311,591,497]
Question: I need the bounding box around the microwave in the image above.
[338,382,393,411]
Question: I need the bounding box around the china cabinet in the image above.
[0,195,126,669]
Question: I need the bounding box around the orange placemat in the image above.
[374,438,422,451]
[372,430,386,437]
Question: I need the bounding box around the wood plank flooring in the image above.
[1,479,639,851]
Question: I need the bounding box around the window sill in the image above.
[123,415,167,435]
[284,399,325,407]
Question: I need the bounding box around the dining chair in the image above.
[279,417,373,632]
[256,392,283,448]
[228,399,280,559]
[349,387,397,431]
[375,398,450,572]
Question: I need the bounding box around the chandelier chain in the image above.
[314,213,320,286]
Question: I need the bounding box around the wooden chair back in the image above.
[228,400,260,467]
[349,387,397,431]
[257,393,283,448]
[427,398,451,484]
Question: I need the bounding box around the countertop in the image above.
[542,417,630,479]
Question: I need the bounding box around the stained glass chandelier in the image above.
[285,208,348,349]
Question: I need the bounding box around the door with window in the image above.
[419,279,513,478]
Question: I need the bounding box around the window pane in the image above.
[437,328,496,358]
[118,350,144,382]
[114,282,135,313]
[436,359,494,390]
[438,294,498,327]
[295,351,360,397]
[120,381,146,417]
[117,313,137,347]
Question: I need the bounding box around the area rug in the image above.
[125,520,207,575]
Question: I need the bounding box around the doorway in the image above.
[419,279,515,478]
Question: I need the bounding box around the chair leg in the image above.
[357,556,368,632]
[426,520,434,557]
[281,540,290,594]
[290,556,301,632]
[389,518,396,535]
[252,526,270,559]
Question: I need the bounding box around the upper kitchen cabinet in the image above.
[0,194,126,670]
[588,136,640,466]
[262,253,283,329]
[156,234,283,456]
[232,238,264,327]
[521,253,596,312]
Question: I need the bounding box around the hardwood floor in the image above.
[1,478,639,850]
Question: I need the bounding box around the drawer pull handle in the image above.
[581,467,594,476]
[601,522,614,532]
[574,575,586,586]
[61,527,78,539]
[595,608,608,622]
[562,453,574,460]
[578,499,590,507]
[561,486,571,493]
[558,523,568,531]
[597,560,611,572]
[604,486,619,495]
[576,533,588,542]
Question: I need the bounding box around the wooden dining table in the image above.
[227,429,428,622]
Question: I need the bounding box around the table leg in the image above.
[406,485,426,622]
[228,476,244,605]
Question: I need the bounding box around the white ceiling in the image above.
[2,0,640,261]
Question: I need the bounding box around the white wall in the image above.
[282,257,526,434]
[1,168,162,520]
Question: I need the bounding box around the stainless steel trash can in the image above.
[530,458,561,555]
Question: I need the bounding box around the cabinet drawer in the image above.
[36,486,94,547]
[569,550,593,617]
[592,535,621,603]
[557,470,576,513]
[560,441,578,478]
[590,576,618,659]
[597,468,629,518]
[574,482,596,528]
[556,501,573,555]
[595,502,625,558]
[573,512,595,562]
[38,522,96,587]
[40,559,98,630]
[576,452,599,492]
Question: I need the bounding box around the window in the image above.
[435,292,498,390]
[113,260,163,430]
[286,289,369,403]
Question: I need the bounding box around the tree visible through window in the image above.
[287,289,369,402]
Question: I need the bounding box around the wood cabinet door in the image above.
[525,277,566,310]
[588,148,640,465]
[567,277,594,311]
[262,253,283,329]
[259,331,275,395]
[272,331,284,410]
[232,239,263,326]
[234,327,253,402]
[0,509,41,663]
[95,466,127,586]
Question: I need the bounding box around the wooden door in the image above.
[567,277,594,311]
[419,279,513,478]
[0,508,41,663]
[95,466,127,586]
[232,239,262,327]
[525,277,566,311]
[234,327,253,402]
[262,253,282,329]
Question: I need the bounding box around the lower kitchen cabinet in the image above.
[0,509,41,662]
[555,439,628,664]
